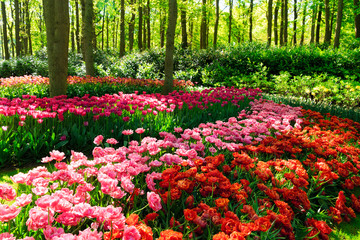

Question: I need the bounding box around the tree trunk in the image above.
[267,0,273,45]
[106,15,109,50]
[200,0,207,49]
[9,13,14,57]
[160,12,165,48]
[214,0,219,48]
[300,0,307,45]
[355,0,360,38]
[180,0,188,48]
[114,18,118,49]
[22,3,28,55]
[274,0,279,45]
[15,0,21,56]
[284,0,288,45]
[25,1,32,55]
[330,0,336,39]
[162,0,178,95]
[120,0,125,56]
[293,0,297,45]
[83,0,95,76]
[316,4,322,44]
[310,4,317,44]
[189,20,193,48]
[1,1,9,60]
[129,0,135,51]
[43,0,69,97]
[75,0,81,53]
[324,0,331,43]
[249,0,253,42]
[147,0,151,49]
[101,5,106,50]
[229,0,233,43]
[334,0,344,48]
[280,0,284,45]
[138,0,143,50]
[143,13,147,49]
[71,12,76,52]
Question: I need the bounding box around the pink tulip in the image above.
[147,192,162,212]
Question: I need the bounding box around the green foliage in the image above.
[2,43,360,84]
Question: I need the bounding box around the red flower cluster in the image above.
[103,213,153,240]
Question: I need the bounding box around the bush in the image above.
[1,43,360,88]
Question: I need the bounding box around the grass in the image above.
[331,218,360,240]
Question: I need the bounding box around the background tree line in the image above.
[0,0,359,60]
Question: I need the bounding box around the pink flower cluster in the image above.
[0,87,261,124]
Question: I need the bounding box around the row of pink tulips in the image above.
[0,87,261,124]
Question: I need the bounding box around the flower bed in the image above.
[0,76,195,99]
[0,76,194,88]
[4,98,355,239]
[2,90,360,239]
[0,87,261,168]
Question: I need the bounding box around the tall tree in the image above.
[43,0,69,97]
[300,0,307,45]
[334,0,344,48]
[310,3,317,43]
[9,4,14,57]
[143,11,147,49]
[14,0,21,56]
[71,7,76,52]
[284,0,288,45]
[1,1,10,60]
[129,0,136,51]
[114,18,118,48]
[249,0,254,42]
[324,0,331,43]
[162,0,177,95]
[138,0,143,50]
[25,1,32,55]
[214,0,219,47]
[229,0,233,43]
[293,0,297,45]
[267,0,273,45]
[75,0,81,53]
[180,0,188,48]
[316,4,322,44]
[280,0,284,45]
[147,0,150,49]
[189,20,193,48]
[83,0,95,75]
[101,4,106,50]
[355,0,360,38]
[274,0,279,45]
[200,0,207,49]
[160,5,166,48]
[106,15,109,49]
[120,0,125,56]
